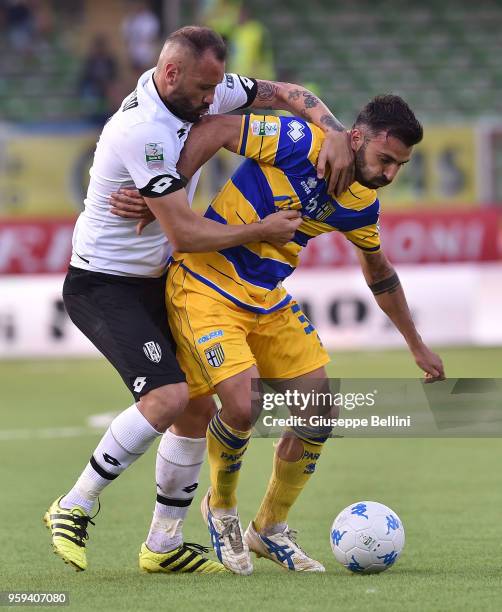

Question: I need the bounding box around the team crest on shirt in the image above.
[252,120,279,137]
[314,200,336,222]
[145,143,164,170]
[143,341,162,363]
[205,343,225,367]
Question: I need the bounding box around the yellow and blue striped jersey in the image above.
[173,114,380,313]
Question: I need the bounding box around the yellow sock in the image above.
[206,411,251,510]
[254,438,325,533]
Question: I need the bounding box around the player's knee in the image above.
[171,395,217,437]
[139,382,189,432]
[221,397,254,431]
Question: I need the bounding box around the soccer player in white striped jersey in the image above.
[44,25,356,574]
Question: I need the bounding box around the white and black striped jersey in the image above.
[70,69,257,277]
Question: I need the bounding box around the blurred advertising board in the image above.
[300,208,501,267]
[373,125,477,208]
[0,217,75,274]
[0,125,98,217]
[191,126,480,211]
[0,263,500,358]
[0,123,483,218]
[285,264,502,350]
[0,209,500,275]
[478,122,502,202]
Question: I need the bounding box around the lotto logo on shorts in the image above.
[204,342,225,368]
[143,341,162,363]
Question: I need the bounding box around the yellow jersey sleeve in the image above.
[343,223,381,252]
[237,114,324,173]
[337,182,381,252]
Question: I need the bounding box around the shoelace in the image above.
[68,499,100,545]
[183,542,210,556]
[284,528,308,555]
[220,516,244,554]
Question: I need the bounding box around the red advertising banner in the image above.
[0,209,500,274]
[0,218,76,274]
[300,208,502,267]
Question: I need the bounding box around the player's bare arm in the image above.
[250,80,354,196]
[110,115,242,234]
[177,114,242,176]
[111,116,300,247]
[143,187,301,252]
[357,248,445,382]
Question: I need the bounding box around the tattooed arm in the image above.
[357,248,445,382]
[249,80,354,196]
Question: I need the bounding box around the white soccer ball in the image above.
[330,501,405,574]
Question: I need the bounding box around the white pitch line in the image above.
[0,411,117,442]
[0,426,97,442]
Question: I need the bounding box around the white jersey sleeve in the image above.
[211,73,258,114]
[116,123,188,198]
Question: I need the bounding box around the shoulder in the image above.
[113,116,182,166]
[337,182,378,210]
[211,73,257,113]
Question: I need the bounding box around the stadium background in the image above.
[1,1,501,610]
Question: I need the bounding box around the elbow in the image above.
[169,235,189,253]
[171,236,203,253]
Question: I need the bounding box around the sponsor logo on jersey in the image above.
[301,177,318,194]
[287,119,305,142]
[225,74,235,88]
[304,195,319,213]
[197,329,224,344]
[143,341,162,363]
[122,89,138,111]
[252,120,279,137]
[140,173,187,198]
[205,342,225,367]
[237,75,255,91]
[145,143,164,170]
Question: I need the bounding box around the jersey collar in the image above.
[140,69,191,127]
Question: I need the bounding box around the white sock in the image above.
[146,429,206,553]
[61,405,161,513]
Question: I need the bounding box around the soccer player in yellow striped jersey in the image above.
[171,114,381,315]
[113,95,446,574]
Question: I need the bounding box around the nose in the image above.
[384,164,400,182]
[203,92,215,106]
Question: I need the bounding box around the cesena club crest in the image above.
[205,342,225,368]
[143,341,162,363]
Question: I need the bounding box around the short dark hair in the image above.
[353,94,423,147]
[167,26,227,61]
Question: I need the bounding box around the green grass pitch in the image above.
[1,347,501,611]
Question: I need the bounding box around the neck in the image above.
[152,73,184,120]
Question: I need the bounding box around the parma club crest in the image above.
[205,342,225,367]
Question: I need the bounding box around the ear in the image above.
[164,62,180,85]
[350,127,364,151]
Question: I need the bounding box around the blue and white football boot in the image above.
[201,489,253,575]
[244,521,325,572]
